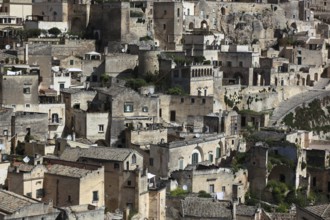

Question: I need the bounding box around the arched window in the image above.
[192,152,199,165]
[132,154,136,164]
[52,113,59,123]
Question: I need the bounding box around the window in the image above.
[98,124,104,133]
[93,191,99,201]
[149,158,154,166]
[177,8,180,17]
[132,154,136,164]
[163,24,166,30]
[142,106,148,112]
[124,102,134,112]
[36,188,44,198]
[25,104,30,108]
[3,130,8,136]
[222,186,226,192]
[59,83,65,89]
[227,61,232,67]
[209,184,214,193]
[70,60,74,65]
[23,87,30,94]
[239,61,243,67]
[164,10,167,15]
[313,177,316,187]
[181,98,184,103]
[68,195,72,202]
[209,153,213,163]
[192,152,199,165]
[114,163,120,169]
[26,192,32,197]
[202,98,206,104]
[191,98,195,103]
[127,180,131,186]
[52,113,59,123]
[216,147,221,158]
[179,158,184,169]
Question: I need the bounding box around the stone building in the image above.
[153,1,183,50]
[0,189,61,219]
[0,67,39,109]
[148,134,227,178]
[7,164,47,200]
[219,45,260,86]
[104,53,138,78]
[60,88,97,135]
[171,64,216,96]
[59,147,159,219]
[172,164,249,203]
[159,94,213,125]
[0,107,13,154]
[43,164,105,208]
[183,30,224,62]
[248,137,307,194]
[95,85,159,147]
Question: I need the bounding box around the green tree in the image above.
[167,86,185,95]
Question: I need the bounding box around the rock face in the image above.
[219,7,287,46]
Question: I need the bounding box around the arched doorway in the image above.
[201,20,208,29]
[221,7,226,15]
[189,22,194,29]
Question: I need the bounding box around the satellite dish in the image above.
[5,45,10,50]
[121,48,125,53]
[16,43,21,47]
[23,156,30,164]
[182,185,188,191]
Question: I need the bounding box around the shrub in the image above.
[170,188,188,197]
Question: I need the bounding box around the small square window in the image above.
[142,106,148,112]
[114,163,120,169]
[3,130,8,136]
[98,124,104,133]
[25,104,30,108]
[70,60,74,65]
[23,87,30,94]
[124,102,134,112]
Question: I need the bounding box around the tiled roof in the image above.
[181,197,232,219]
[305,204,330,219]
[60,147,137,162]
[95,85,132,97]
[18,164,34,172]
[236,205,257,216]
[47,164,93,178]
[0,190,38,214]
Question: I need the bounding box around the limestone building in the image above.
[7,164,47,200]
[0,189,61,219]
[59,147,156,218]
[172,164,249,203]
[153,1,183,50]
[43,164,105,208]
